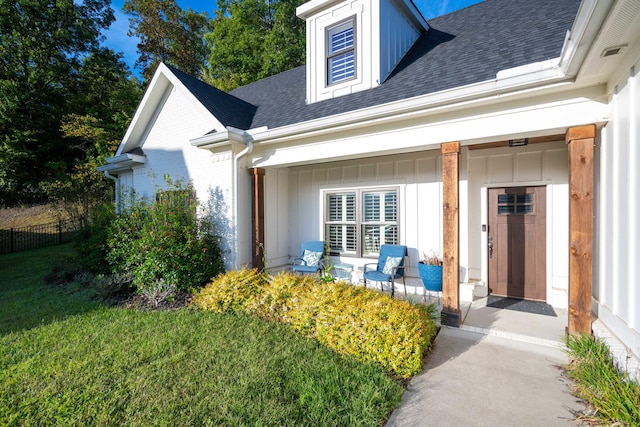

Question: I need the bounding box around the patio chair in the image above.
[291,241,325,275]
[363,244,408,297]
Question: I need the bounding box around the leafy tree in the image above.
[205,0,306,91]
[0,0,115,204]
[123,0,212,83]
[41,49,141,226]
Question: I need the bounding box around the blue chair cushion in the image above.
[363,270,393,282]
[293,265,321,273]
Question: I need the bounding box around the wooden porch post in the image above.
[250,168,266,270]
[566,125,595,335]
[441,142,461,327]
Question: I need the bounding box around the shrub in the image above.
[192,271,437,378]
[141,279,177,307]
[75,203,116,274]
[191,268,265,313]
[93,273,135,300]
[106,179,225,293]
[565,334,640,426]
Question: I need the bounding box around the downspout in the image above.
[230,127,254,269]
[103,171,120,214]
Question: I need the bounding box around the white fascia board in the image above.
[116,66,170,156]
[257,63,572,143]
[190,126,269,149]
[296,0,341,19]
[160,65,226,132]
[96,163,122,173]
[391,0,429,32]
[98,153,146,173]
[195,0,606,151]
[105,153,146,164]
[116,63,224,156]
[557,0,615,76]
[191,130,230,149]
[192,63,572,151]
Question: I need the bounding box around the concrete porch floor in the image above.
[459,297,568,348]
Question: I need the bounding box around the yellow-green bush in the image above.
[191,270,438,378]
[190,268,265,313]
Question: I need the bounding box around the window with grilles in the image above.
[325,188,398,257]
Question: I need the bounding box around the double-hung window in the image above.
[327,18,355,85]
[325,188,399,256]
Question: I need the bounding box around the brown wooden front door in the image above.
[487,186,546,301]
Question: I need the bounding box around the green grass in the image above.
[0,246,403,426]
[0,244,101,334]
[565,334,640,426]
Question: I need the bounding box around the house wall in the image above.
[264,168,291,269]
[269,140,570,305]
[302,0,419,104]
[467,141,569,309]
[117,84,237,268]
[595,54,640,367]
[378,0,420,83]
[280,150,442,290]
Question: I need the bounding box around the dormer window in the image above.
[327,18,356,85]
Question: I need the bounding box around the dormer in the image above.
[296,0,429,104]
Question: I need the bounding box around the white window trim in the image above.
[326,16,357,86]
[324,186,400,257]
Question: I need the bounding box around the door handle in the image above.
[487,236,493,258]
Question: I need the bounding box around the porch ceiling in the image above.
[466,134,566,150]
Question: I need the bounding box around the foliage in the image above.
[124,0,212,83]
[192,270,438,378]
[75,203,118,274]
[420,250,442,266]
[105,179,225,293]
[40,50,141,224]
[0,0,121,204]
[40,158,114,230]
[564,334,640,426]
[0,249,402,426]
[140,278,177,306]
[205,0,306,91]
[92,273,135,300]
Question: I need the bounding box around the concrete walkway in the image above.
[386,327,587,426]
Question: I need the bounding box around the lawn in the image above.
[0,245,404,426]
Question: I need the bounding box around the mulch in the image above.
[107,291,193,311]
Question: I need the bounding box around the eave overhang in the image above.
[192,0,611,152]
[97,153,146,174]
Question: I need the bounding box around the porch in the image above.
[250,125,595,336]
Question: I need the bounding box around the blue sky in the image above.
[104,0,482,75]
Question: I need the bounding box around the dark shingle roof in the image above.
[188,0,581,131]
[165,64,257,130]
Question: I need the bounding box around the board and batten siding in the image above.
[378,0,420,83]
[266,151,442,288]
[302,0,420,104]
[467,141,569,309]
[596,55,640,368]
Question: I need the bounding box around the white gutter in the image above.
[228,126,255,269]
[193,0,609,152]
[192,64,570,151]
[105,153,146,164]
[102,171,120,214]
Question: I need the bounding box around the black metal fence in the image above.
[0,219,80,255]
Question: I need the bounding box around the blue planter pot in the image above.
[418,263,443,292]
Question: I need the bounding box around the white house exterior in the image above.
[100,0,640,376]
